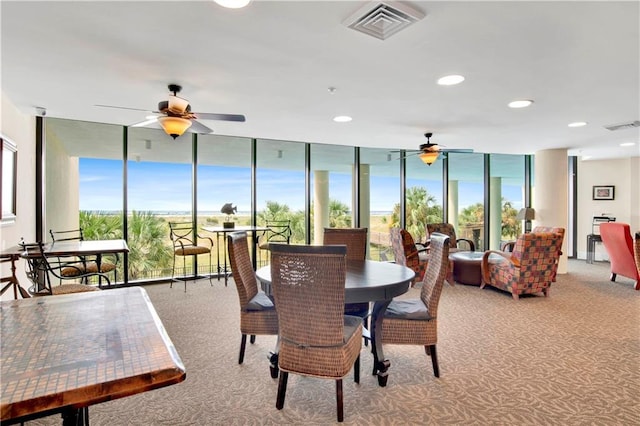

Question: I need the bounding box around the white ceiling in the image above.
[2,1,639,160]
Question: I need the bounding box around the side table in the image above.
[449,251,484,286]
[586,234,602,264]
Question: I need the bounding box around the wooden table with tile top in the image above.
[0,287,185,425]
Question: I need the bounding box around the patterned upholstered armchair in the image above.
[390,227,429,286]
[480,232,563,300]
[531,226,565,281]
[426,223,475,252]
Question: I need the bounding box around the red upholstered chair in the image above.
[390,227,429,286]
[531,226,565,281]
[480,232,563,300]
[599,223,640,290]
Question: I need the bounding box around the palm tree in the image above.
[80,211,122,239]
[389,187,442,242]
[127,211,173,279]
[328,199,351,228]
[257,201,291,223]
[501,199,521,238]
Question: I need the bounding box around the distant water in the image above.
[83,210,393,216]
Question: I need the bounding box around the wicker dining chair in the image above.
[227,231,279,377]
[426,223,475,252]
[270,243,362,423]
[390,227,429,286]
[323,227,371,342]
[381,233,450,378]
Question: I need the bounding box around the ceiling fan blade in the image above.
[192,112,246,122]
[188,120,214,134]
[95,104,154,113]
[130,117,159,128]
[440,148,474,153]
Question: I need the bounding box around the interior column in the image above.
[354,164,371,257]
[534,149,568,274]
[314,170,329,244]
[489,176,502,250]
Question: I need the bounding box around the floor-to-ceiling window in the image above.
[489,154,525,250]
[405,151,444,245]
[126,127,191,281]
[359,147,402,260]
[310,144,355,244]
[46,118,126,281]
[255,138,305,265]
[41,117,535,282]
[449,152,485,249]
[197,134,251,271]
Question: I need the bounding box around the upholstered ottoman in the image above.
[450,251,484,286]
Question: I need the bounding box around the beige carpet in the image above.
[28,259,639,425]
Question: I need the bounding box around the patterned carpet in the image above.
[28,259,639,425]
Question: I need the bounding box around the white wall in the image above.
[1,91,36,300]
[576,156,640,260]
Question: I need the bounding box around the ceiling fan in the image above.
[392,132,473,165]
[96,84,245,139]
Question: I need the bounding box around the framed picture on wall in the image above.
[593,185,615,200]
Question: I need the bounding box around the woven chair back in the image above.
[227,231,259,309]
[270,244,347,347]
[420,233,450,317]
[426,223,458,249]
[323,228,367,261]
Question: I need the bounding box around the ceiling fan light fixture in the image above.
[168,95,190,114]
[213,0,251,9]
[419,151,439,166]
[158,116,192,139]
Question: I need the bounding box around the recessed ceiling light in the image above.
[437,75,465,86]
[333,116,352,123]
[620,142,636,147]
[568,121,587,127]
[508,100,533,108]
[213,0,251,9]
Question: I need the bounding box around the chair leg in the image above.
[336,379,344,422]
[354,355,360,384]
[512,292,519,301]
[170,255,176,288]
[426,344,440,378]
[239,334,247,364]
[183,256,188,292]
[250,335,256,344]
[276,371,288,410]
[208,252,213,287]
[610,273,617,282]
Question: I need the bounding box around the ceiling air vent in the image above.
[343,1,425,40]
[604,120,640,131]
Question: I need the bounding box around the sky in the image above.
[79,158,523,213]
